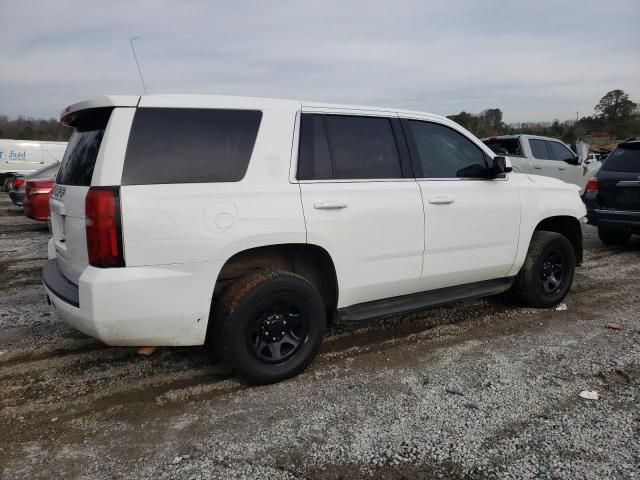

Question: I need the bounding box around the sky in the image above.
[1,0,639,123]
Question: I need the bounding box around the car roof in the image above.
[481,134,570,143]
[61,94,450,124]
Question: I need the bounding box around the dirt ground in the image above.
[0,194,638,480]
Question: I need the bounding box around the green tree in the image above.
[595,89,636,122]
[447,111,477,132]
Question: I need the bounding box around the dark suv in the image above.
[583,139,640,245]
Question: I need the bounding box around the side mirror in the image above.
[490,156,512,178]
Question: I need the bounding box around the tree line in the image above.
[448,89,639,143]
[0,115,71,142]
[1,89,638,144]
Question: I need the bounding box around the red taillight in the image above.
[12,177,25,189]
[26,179,54,196]
[85,187,124,268]
[586,178,598,193]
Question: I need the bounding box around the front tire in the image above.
[212,270,326,384]
[511,231,576,308]
[598,226,631,245]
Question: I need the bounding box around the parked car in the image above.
[23,178,55,221]
[7,174,25,205]
[0,139,67,191]
[9,162,60,206]
[482,134,596,194]
[44,95,586,384]
[583,138,640,245]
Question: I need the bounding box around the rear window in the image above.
[483,138,523,156]
[122,108,262,185]
[297,113,403,180]
[529,139,552,160]
[602,143,640,173]
[323,115,402,179]
[56,108,112,186]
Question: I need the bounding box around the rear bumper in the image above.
[43,258,221,346]
[586,207,640,230]
[23,193,50,221]
[584,192,640,229]
[9,190,25,206]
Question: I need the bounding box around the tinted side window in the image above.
[529,139,552,160]
[407,121,488,178]
[57,108,112,186]
[297,114,333,180]
[323,115,402,179]
[548,141,574,162]
[123,108,262,185]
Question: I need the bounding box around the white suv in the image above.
[44,95,586,383]
[482,134,597,194]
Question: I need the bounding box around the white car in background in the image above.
[482,134,597,194]
[0,139,67,189]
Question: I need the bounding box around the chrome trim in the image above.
[594,208,640,216]
[617,180,640,187]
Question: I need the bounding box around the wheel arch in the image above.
[534,215,583,265]
[210,243,339,323]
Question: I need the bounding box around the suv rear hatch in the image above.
[50,107,114,284]
[597,142,640,211]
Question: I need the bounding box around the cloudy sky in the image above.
[1,0,638,123]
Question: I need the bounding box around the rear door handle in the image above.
[313,201,347,210]
[558,166,566,171]
[533,165,542,170]
[428,195,454,205]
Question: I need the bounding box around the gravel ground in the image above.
[0,194,638,480]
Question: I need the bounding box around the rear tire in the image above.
[597,226,631,245]
[212,270,326,384]
[511,231,575,308]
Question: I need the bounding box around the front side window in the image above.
[123,108,262,185]
[548,141,575,163]
[529,139,552,160]
[407,120,488,178]
[297,114,402,180]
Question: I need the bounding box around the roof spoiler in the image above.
[60,96,139,125]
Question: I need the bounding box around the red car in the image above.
[23,178,54,221]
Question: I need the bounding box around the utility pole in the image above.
[129,36,148,94]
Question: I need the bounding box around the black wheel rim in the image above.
[539,249,567,295]
[246,296,309,364]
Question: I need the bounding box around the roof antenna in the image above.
[129,36,148,94]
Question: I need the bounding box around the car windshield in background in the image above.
[483,138,523,156]
[602,143,640,173]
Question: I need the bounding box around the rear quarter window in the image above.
[122,108,262,185]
